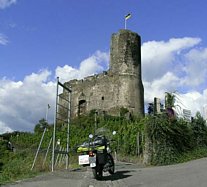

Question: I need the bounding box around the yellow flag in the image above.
[125,13,131,20]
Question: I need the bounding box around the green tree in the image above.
[165,92,176,109]
[191,112,207,146]
[34,119,49,133]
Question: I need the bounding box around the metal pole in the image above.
[125,18,126,29]
[52,77,59,172]
[45,105,49,122]
[142,131,144,155]
[41,104,50,167]
[63,148,67,167]
[43,137,52,166]
[58,147,64,166]
[31,127,47,170]
[94,111,97,134]
[66,89,71,169]
[137,132,140,156]
[55,146,62,166]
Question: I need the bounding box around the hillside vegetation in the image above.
[1,110,207,185]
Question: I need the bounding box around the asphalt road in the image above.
[4,157,207,187]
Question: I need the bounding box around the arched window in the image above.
[78,100,86,115]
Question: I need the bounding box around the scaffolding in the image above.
[51,77,72,172]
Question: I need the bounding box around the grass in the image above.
[0,150,38,185]
[176,147,207,164]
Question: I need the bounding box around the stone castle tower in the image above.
[60,29,144,117]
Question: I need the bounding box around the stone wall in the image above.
[60,29,144,118]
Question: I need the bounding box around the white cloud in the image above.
[0,121,13,134]
[0,33,8,45]
[0,70,56,133]
[0,51,109,134]
[182,48,207,87]
[142,37,207,117]
[144,72,181,104]
[56,50,109,83]
[142,37,201,82]
[0,0,16,9]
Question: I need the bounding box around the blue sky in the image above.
[0,0,207,133]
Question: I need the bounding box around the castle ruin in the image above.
[60,29,144,118]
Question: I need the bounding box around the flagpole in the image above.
[124,13,131,30]
[46,105,48,123]
[45,104,50,122]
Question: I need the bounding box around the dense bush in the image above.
[0,140,11,172]
[191,112,207,146]
[145,112,207,165]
